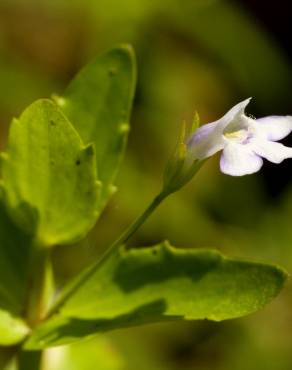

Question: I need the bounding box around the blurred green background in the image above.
[1,0,292,369]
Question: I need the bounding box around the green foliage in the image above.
[56,45,136,212]
[24,243,286,349]
[1,99,99,246]
[0,199,31,346]
[0,199,31,312]
[0,310,29,346]
[60,242,286,320]
[0,43,288,368]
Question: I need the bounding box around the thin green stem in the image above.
[101,190,168,260]
[48,190,168,315]
[17,241,52,370]
[25,239,53,327]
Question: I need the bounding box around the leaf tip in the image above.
[273,264,289,287]
[110,44,137,85]
[117,43,135,58]
[81,143,95,157]
[161,240,172,250]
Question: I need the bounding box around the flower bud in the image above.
[162,114,205,195]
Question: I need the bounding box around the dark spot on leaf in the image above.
[75,159,81,166]
[50,120,56,126]
[108,68,117,76]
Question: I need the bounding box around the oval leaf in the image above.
[56,45,136,212]
[25,243,287,349]
[1,99,99,246]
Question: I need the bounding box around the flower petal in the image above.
[221,97,251,126]
[220,142,263,176]
[255,116,292,141]
[188,121,225,159]
[251,139,292,163]
[188,98,252,160]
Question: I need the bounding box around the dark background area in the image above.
[241,0,292,197]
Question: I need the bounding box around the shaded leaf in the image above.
[56,45,136,211]
[0,198,31,346]
[25,243,286,348]
[1,99,99,246]
[0,198,31,313]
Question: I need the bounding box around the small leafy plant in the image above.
[0,45,288,369]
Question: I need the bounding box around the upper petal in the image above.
[187,121,225,159]
[220,142,263,176]
[251,139,292,163]
[220,97,251,129]
[188,98,252,160]
[254,116,292,141]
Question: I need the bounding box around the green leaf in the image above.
[25,243,287,349]
[55,45,136,212]
[0,309,29,346]
[1,99,99,246]
[0,198,31,346]
[0,198,31,313]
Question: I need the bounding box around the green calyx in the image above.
[163,115,205,195]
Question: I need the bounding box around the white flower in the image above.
[188,98,292,176]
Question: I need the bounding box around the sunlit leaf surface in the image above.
[1,99,99,246]
[25,243,286,348]
[58,45,136,212]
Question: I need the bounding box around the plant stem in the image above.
[101,190,168,259]
[48,190,168,315]
[18,240,52,370]
[26,239,53,327]
[17,350,42,370]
